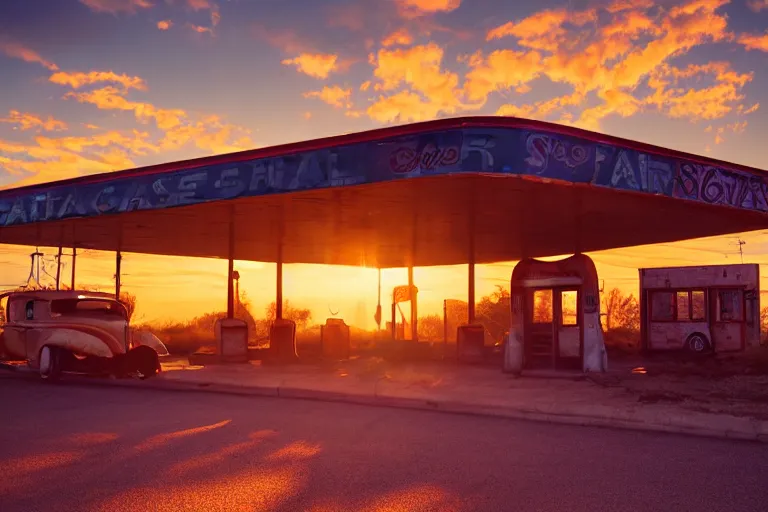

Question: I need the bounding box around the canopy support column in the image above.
[55,246,63,290]
[468,255,476,324]
[468,180,477,323]
[115,251,122,300]
[408,266,417,342]
[71,247,77,290]
[276,247,283,320]
[227,217,235,319]
[276,201,285,320]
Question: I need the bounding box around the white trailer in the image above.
[639,264,760,353]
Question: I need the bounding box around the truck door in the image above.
[710,288,745,352]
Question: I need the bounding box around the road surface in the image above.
[1,377,767,512]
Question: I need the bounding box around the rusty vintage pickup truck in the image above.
[0,289,167,380]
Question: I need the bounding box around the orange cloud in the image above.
[360,81,372,91]
[0,129,158,187]
[366,43,473,122]
[466,0,737,130]
[303,111,312,120]
[79,0,153,14]
[366,90,447,123]
[59,78,254,156]
[49,71,147,91]
[157,20,173,30]
[606,0,654,13]
[382,28,414,47]
[646,62,753,122]
[188,24,214,35]
[462,49,544,103]
[0,111,68,132]
[66,86,186,130]
[303,86,353,108]
[0,41,58,70]
[496,92,584,122]
[710,120,748,145]
[486,8,596,51]
[396,0,461,17]
[158,115,254,154]
[738,33,768,52]
[186,0,212,9]
[742,103,760,115]
[282,53,339,79]
[747,0,768,12]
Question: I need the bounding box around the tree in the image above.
[601,288,640,331]
[264,300,312,331]
[476,285,511,342]
[418,314,444,341]
[119,292,137,321]
[760,306,768,342]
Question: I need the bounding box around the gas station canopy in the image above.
[0,117,766,268]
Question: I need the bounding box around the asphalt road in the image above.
[1,378,767,512]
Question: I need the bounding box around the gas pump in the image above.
[391,284,418,341]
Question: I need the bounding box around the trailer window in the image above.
[676,292,690,321]
[716,290,743,322]
[691,290,706,321]
[651,291,675,321]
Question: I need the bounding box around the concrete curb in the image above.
[4,372,767,443]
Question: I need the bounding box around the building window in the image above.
[561,290,578,326]
[691,290,706,321]
[651,291,675,321]
[717,289,743,322]
[532,289,553,323]
[676,291,690,321]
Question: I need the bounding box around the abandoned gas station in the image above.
[1,116,767,374]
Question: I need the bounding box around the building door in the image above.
[526,289,555,368]
[525,288,582,369]
[556,289,581,369]
[710,288,745,352]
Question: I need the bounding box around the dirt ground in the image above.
[592,347,768,420]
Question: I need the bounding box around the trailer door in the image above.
[710,288,745,352]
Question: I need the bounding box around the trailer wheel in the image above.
[39,345,63,381]
[686,333,711,354]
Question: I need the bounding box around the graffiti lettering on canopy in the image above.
[673,163,768,212]
[524,133,591,175]
[389,143,460,174]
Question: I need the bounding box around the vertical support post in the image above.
[71,247,77,290]
[227,216,235,319]
[55,246,63,290]
[276,201,284,320]
[468,257,476,324]
[468,178,477,324]
[115,251,122,300]
[276,247,283,320]
[374,268,382,330]
[408,265,417,342]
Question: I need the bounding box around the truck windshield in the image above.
[50,299,126,319]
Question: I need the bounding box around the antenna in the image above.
[729,237,746,263]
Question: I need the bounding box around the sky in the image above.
[1,0,768,328]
